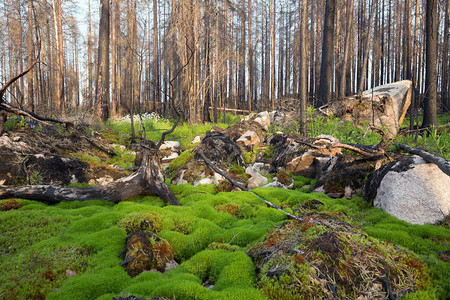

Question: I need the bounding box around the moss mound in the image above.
[120,231,175,277]
[117,211,164,234]
[0,199,24,211]
[248,213,431,299]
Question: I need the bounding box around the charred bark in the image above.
[0,149,180,205]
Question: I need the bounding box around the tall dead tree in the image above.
[96,0,110,122]
[358,0,376,94]
[53,0,64,114]
[317,0,336,107]
[339,0,354,99]
[442,0,450,111]
[27,0,34,112]
[299,0,308,133]
[422,0,438,127]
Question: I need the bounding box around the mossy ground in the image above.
[1,112,448,299]
[1,179,448,299]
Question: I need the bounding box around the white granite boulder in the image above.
[364,156,450,225]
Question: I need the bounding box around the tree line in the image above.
[0,0,448,127]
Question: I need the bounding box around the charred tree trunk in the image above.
[422,0,438,127]
[0,150,180,206]
[317,0,336,107]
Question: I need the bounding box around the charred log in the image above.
[0,150,180,206]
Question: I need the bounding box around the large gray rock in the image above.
[323,80,412,137]
[365,156,450,225]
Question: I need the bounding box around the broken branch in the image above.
[396,143,450,177]
[197,151,302,221]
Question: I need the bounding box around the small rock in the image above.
[245,166,257,177]
[214,172,225,183]
[96,175,114,185]
[263,178,293,189]
[65,270,77,277]
[253,162,270,175]
[253,111,271,131]
[248,172,268,189]
[191,136,202,144]
[236,130,261,147]
[159,141,181,153]
[165,260,179,271]
[193,177,213,186]
[161,152,179,162]
[269,110,285,125]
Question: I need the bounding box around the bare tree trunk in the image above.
[422,0,438,127]
[410,0,421,130]
[442,0,450,111]
[27,0,34,112]
[88,0,93,109]
[203,0,212,122]
[358,0,376,95]
[248,0,253,112]
[404,0,412,80]
[317,0,336,106]
[96,0,110,122]
[339,0,354,98]
[53,0,65,114]
[299,0,308,133]
[153,0,160,114]
[270,0,276,110]
[111,0,118,116]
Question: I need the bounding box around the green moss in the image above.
[168,149,194,173]
[0,199,24,211]
[46,266,130,300]
[1,165,448,299]
[117,211,164,234]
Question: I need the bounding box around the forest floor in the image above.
[0,111,449,299]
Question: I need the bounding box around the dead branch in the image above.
[0,62,73,130]
[296,139,381,157]
[197,151,302,221]
[156,117,179,150]
[0,62,39,99]
[396,143,450,177]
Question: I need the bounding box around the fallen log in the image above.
[0,149,180,205]
[396,143,450,177]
